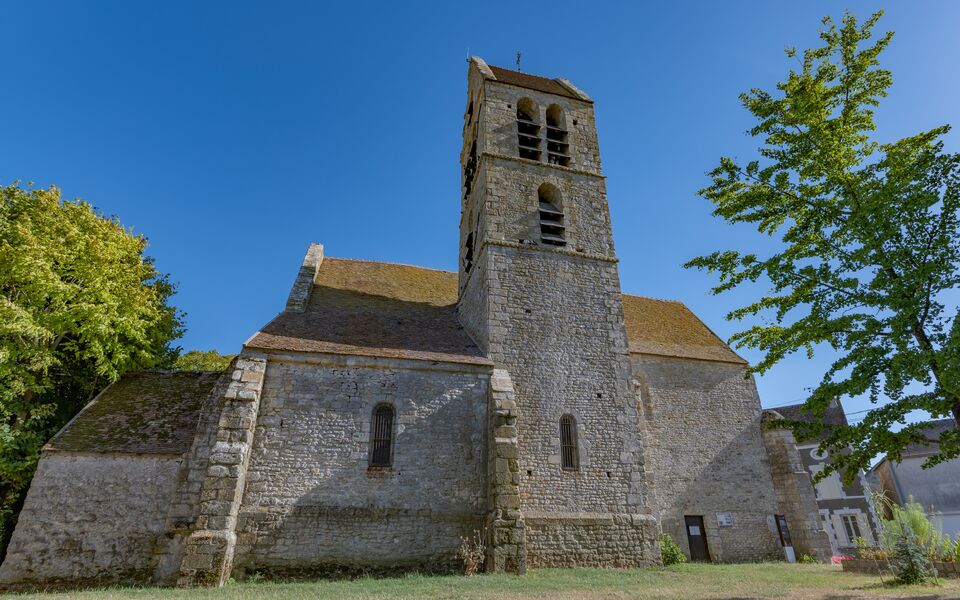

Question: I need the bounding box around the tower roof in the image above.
[486,65,584,101]
[473,57,592,102]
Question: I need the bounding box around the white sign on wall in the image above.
[717,512,734,527]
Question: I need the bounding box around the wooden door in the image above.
[684,515,710,562]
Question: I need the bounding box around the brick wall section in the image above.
[760,415,834,561]
[485,369,527,573]
[0,454,182,589]
[177,355,267,587]
[634,354,783,562]
[229,353,490,576]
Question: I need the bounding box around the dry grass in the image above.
[5,563,960,600]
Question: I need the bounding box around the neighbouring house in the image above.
[764,400,880,555]
[870,419,960,539]
[0,58,832,590]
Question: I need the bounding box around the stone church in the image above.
[0,58,832,589]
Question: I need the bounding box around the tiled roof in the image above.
[774,401,849,429]
[246,259,491,365]
[45,371,220,455]
[621,295,746,364]
[246,258,746,365]
[487,65,585,101]
[902,418,956,455]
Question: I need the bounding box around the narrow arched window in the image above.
[538,184,566,246]
[369,404,395,468]
[560,414,579,471]
[545,104,570,167]
[516,97,542,162]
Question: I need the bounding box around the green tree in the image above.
[174,349,235,371]
[685,11,960,480]
[0,182,183,553]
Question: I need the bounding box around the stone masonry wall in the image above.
[760,416,834,561]
[634,354,783,562]
[476,159,614,257]
[485,369,526,573]
[177,355,267,586]
[231,352,490,576]
[153,366,235,584]
[480,79,602,176]
[475,245,657,566]
[524,513,659,568]
[0,454,182,588]
[458,63,658,568]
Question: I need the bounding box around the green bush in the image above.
[659,533,687,566]
[891,531,933,584]
[875,493,953,562]
[797,553,818,564]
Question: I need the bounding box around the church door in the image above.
[684,515,710,561]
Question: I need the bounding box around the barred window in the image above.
[560,414,579,471]
[369,404,395,468]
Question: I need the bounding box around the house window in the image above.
[369,404,395,468]
[545,104,570,166]
[516,97,542,161]
[560,414,579,471]
[841,514,862,544]
[538,184,566,246]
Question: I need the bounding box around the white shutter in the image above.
[856,512,873,545]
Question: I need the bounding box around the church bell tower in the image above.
[458,57,659,567]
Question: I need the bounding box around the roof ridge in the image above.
[325,256,456,275]
[487,64,561,82]
[621,292,685,305]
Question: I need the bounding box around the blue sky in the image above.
[2,1,958,417]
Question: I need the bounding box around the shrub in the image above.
[876,494,951,559]
[854,536,890,560]
[891,531,934,584]
[457,529,486,576]
[797,553,818,564]
[659,533,687,566]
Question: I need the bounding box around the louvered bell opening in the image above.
[546,124,570,166]
[539,201,566,246]
[369,405,394,467]
[560,415,579,471]
[517,115,542,161]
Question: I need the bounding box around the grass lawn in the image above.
[5,563,959,600]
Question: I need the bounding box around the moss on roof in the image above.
[247,258,745,365]
[621,295,746,364]
[247,259,489,365]
[45,370,220,455]
[313,258,459,306]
